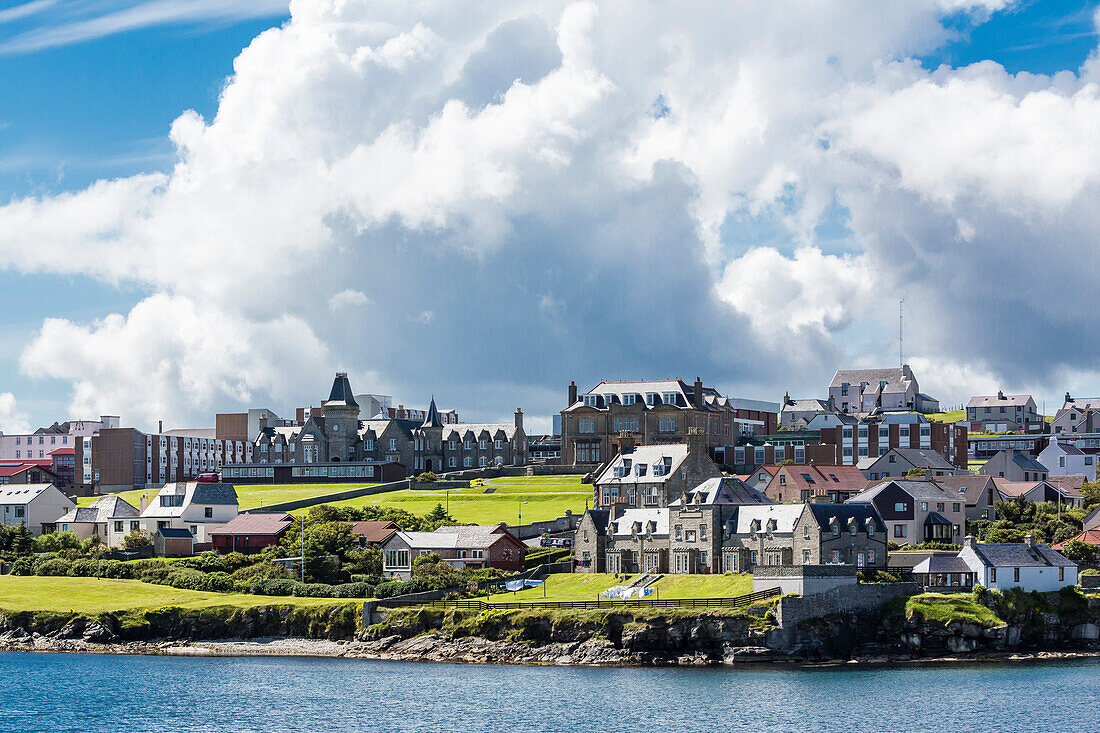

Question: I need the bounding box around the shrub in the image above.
[124,530,151,549]
[230,561,291,583]
[162,568,234,592]
[32,532,81,553]
[1057,540,1098,568]
[34,558,73,576]
[416,471,438,483]
[10,556,35,576]
[332,582,373,598]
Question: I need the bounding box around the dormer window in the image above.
[583,395,600,408]
[646,393,657,406]
[622,394,636,406]
[662,392,677,405]
[831,524,840,537]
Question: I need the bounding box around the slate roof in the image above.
[1064,396,1100,410]
[393,525,521,549]
[210,513,293,537]
[156,528,194,539]
[1052,443,1086,456]
[670,477,772,507]
[595,444,688,486]
[732,504,803,534]
[440,423,518,440]
[830,368,912,393]
[924,511,952,526]
[421,397,443,429]
[992,479,1083,500]
[1049,475,1088,491]
[969,541,1074,568]
[325,373,358,407]
[934,475,999,506]
[911,555,973,574]
[609,508,669,537]
[164,428,216,438]
[1007,451,1048,472]
[967,394,1034,408]
[888,448,956,470]
[57,495,138,525]
[140,482,238,518]
[584,509,611,534]
[783,398,830,412]
[804,503,886,533]
[848,479,957,504]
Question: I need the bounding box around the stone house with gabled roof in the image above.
[56,495,139,544]
[847,479,965,547]
[966,392,1041,433]
[118,480,239,547]
[934,475,1003,522]
[721,503,803,573]
[792,503,888,569]
[591,430,722,510]
[574,509,611,572]
[829,365,938,415]
[380,524,526,579]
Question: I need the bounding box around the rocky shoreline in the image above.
[4,630,1100,668]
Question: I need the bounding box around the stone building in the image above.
[250,374,527,477]
[791,503,888,569]
[560,378,778,466]
[591,429,723,509]
[720,504,803,573]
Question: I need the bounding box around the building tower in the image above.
[321,372,361,462]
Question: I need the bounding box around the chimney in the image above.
[998,390,1005,400]
[1066,392,1072,404]
[514,408,523,431]
[568,381,578,407]
[1025,534,1035,549]
[963,534,975,550]
[618,431,636,454]
[139,495,149,512]
[686,425,706,456]
[784,391,793,406]
[693,377,704,409]
[827,395,836,411]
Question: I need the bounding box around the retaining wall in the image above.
[776,582,919,628]
[507,512,578,540]
[246,480,410,513]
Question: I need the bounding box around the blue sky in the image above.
[1,0,1099,432]
[0,1,289,424]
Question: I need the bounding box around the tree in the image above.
[904,467,927,478]
[1082,480,1100,512]
[1058,540,1098,568]
[416,471,438,483]
[10,524,32,555]
[124,530,151,549]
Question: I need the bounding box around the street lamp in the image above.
[518,500,528,525]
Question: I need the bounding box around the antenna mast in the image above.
[899,299,904,368]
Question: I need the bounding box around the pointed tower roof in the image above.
[421,396,443,428]
[325,372,358,407]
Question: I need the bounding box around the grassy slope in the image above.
[904,593,1002,627]
[487,572,753,603]
[294,475,591,524]
[925,410,966,423]
[76,483,379,510]
[0,576,348,613]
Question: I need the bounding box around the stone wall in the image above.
[775,581,919,628]
[507,511,578,540]
[1081,574,1100,589]
[753,564,859,597]
[246,479,410,513]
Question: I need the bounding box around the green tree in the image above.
[1058,539,1098,568]
[904,467,927,478]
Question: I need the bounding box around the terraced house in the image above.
[847,480,965,546]
[560,378,778,466]
[247,374,527,479]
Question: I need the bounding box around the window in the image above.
[888,454,896,463]
[131,521,139,531]
[388,439,397,450]
[644,486,659,506]
[953,503,961,513]
[583,394,600,407]
[841,383,849,396]
[658,417,675,432]
[803,525,810,538]
[867,549,876,564]
[114,521,123,532]
[385,550,410,568]
[831,525,840,537]
[1060,567,1065,582]
[662,392,677,405]
[685,530,697,542]
[495,439,504,449]
[920,502,928,512]
[464,457,472,468]
[936,503,944,512]
[674,524,682,541]
[204,507,213,518]
[1013,567,1020,582]
[894,525,907,538]
[849,524,857,536]
[750,550,758,564]
[448,457,457,468]
[779,475,786,486]
[894,502,906,512]
[868,524,874,537]
[802,550,811,563]
[831,550,840,562]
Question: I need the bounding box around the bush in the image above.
[32,532,81,553]
[230,561,291,584]
[34,558,73,576]
[162,568,234,592]
[858,569,902,583]
[124,530,151,549]
[1057,540,1098,568]
[332,582,373,598]
[10,556,35,575]
[416,471,438,483]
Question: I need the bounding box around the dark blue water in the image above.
[0,651,1091,731]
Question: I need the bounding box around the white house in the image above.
[957,535,1077,592]
[114,481,238,546]
[1038,441,1097,481]
[56,495,140,545]
[0,483,75,536]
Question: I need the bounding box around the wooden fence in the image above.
[377,586,780,611]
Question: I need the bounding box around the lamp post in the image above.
[518,500,528,525]
[300,514,307,583]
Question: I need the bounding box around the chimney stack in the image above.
[158,420,163,435]
[514,407,523,431]
[998,390,1005,400]
[139,495,149,512]
[963,534,976,550]
[618,431,636,454]
[784,391,793,406]
[1025,533,1035,549]
[694,377,704,409]
[568,381,578,407]
[686,425,706,456]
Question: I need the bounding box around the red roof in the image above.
[49,447,75,456]
[1054,529,1100,550]
[209,512,293,537]
[349,521,400,543]
[0,462,57,478]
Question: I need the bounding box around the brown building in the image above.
[560,378,778,467]
[91,427,252,493]
[764,464,867,503]
[814,417,968,469]
[210,512,293,554]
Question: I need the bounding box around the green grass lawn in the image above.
[904,593,1002,627]
[293,475,591,524]
[925,409,966,423]
[0,576,348,614]
[486,572,754,603]
[77,483,379,511]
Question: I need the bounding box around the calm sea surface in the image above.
[0,651,1091,732]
